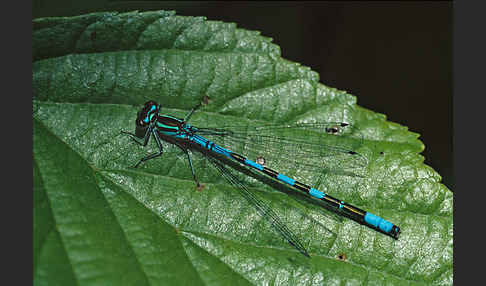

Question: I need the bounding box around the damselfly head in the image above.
[136,101,161,127]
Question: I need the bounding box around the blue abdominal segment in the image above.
[364,212,394,233]
[309,188,325,199]
[277,173,296,186]
[190,134,232,158]
[244,159,264,171]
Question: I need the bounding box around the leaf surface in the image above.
[33,11,452,286]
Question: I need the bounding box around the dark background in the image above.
[33,1,453,190]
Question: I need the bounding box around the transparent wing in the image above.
[204,153,310,257]
[194,122,368,180]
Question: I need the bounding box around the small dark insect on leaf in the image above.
[196,183,205,192]
[380,151,384,155]
[326,122,349,134]
[325,126,340,134]
[202,95,211,105]
[337,253,347,261]
[196,184,204,192]
[256,156,266,166]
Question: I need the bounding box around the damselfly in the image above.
[121,100,401,257]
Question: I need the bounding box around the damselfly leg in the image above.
[121,125,152,146]
[121,126,165,168]
[184,105,199,123]
[174,141,203,190]
[185,149,204,190]
[184,96,210,123]
[133,130,164,168]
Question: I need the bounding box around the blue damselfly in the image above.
[121,100,400,257]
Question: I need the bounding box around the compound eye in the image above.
[136,111,151,127]
[136,117,149,127]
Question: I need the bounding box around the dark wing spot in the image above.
[326,127,339,134]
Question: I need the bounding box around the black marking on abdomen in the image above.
[230,153,246,163]
[262,167,278,178]
[322,194,340,206]
[293,181,310,193]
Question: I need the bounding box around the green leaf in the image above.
[33,11,452,286]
